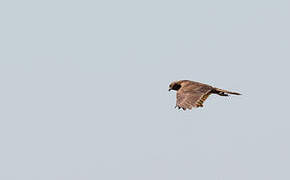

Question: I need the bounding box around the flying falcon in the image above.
[169,80,241,110]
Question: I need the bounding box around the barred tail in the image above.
[213,88,241,96]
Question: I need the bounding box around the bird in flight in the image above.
[169,80,241,110]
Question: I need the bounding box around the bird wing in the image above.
[176,83,213,110]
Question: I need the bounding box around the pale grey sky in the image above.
[0,0,289,180]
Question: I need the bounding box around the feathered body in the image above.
[169,80,241,110]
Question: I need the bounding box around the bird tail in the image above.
[213,88,241,96]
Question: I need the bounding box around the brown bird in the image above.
[169,80,241,110]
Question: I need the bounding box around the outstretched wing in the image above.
[176,83,213,110]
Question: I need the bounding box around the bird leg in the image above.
[218,92,229,96]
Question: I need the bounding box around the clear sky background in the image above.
[0,0,289,180]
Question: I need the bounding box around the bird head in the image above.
[169,81,182,91]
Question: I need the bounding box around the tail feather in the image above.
[214,88,241,96]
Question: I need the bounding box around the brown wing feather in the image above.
[176,82,213,110]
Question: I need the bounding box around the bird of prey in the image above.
[169,80,241,110]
